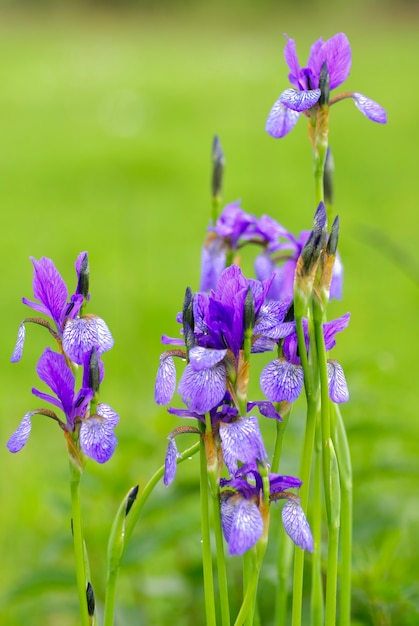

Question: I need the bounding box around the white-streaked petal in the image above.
[155,354,176,405]
[260,359,304,403]
[327,360,349,403]
[279,88,321,112]
[63,315,114,365]
[219,415,267,476]
[352,92,387,123]
[189,346,227,372]
[266,99,300,138]
[7,412,34,452]
[282,497,313,552]
[11,322,26,363]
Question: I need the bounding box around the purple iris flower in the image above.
[155,265,294,414]
[7,347,119,463]
[260,313,350,404]
[11,253,113,365]
[220,463,313,555]
[163,399,280,486]
[266,33,387,139]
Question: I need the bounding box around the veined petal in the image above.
[178,362,226,414]
[35,348,75,416]
[327,360,349,403]
[266,99,300,139]
[11,322,26,363]
[222,495,264,556]
[189,346,227,372]
[279,88,320,112]
[352,92,387,123]
[63,315,114,365]
[260,359,304,403]
[270,473,302,494]
[319,33,352,90]
[155,354,176,405]
[79,403,118,463]
[7,412,34,452]
[323,312,350,350]
[283,34,301,86]
[29,256,68,328]
[164,437,182,487]
[282,497,314,552]
[219,415,267,476]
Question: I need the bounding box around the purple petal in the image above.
[279,88,320,112]
[178,362,226,414]
[330,252,344,300]
[260,359,304,403]
[315,33,352,90]
[327,360,349,403]
[155,354,177,405]
[63,315,114,365]
[223,496,264,556]
[323,313,350,350]
[29,257,68,328]
[35,348,75,416]
[189,346,227,372]
[266,98,300,139]
[164,437,182,487]
[352,92,387,123]
[247,401,282,421]
[282,497,314,552]
[283,34,301,86]
[79,403,119,463]
[270,474,302,493]
[7,412,34,452]
[254,299,294,340]
[219,415,267,476]
[11,322,26,363]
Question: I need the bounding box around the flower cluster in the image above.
[7,253,119,464]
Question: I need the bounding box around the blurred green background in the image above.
[0,1,418,624]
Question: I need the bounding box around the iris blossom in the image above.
[261,313,350,404]
[7,347,119,463]
[155,265,295,414]
[266,32,387,139]
[11,253,113,365]
[162,399,281,486]
[220,463,313,555]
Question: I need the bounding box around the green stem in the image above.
[200,436,217,626]
[271,406,291,474]
[333,405,353,626]
[274,526,293,626]
[123,441,200,551]
[69,460,90,626]
[235,546,264,626]
[212,489,231,626]
[310,416,324,626]
[243,550,254,626]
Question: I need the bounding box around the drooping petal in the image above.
[35,348,75,416]
[327,360,349,403]
[11,322,26,363]
[323,312,350,350]
[260,359,304,403]
[79,403,119,463]
[63,315,114,365]
[352,92,387,123]
[164,436,182,487]
[6,412,34,452]
[247,401,282,421]
[28,256,68,328]
[266,98,300,139]
[219,415,267,476]
[282,496,314,552]
[279,88,320,112]
[221,495,264,556]
[155,354,177,405]
[188,346,227,372]
[178,362,226,414]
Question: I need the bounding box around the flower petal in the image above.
[7,412,34,452]
[352,92,387,123]
[318,33,352,90]
[247,401,282,420]
[63,315,114,365]
[323,313,350,350]
[189,346,227,372]
[327,360,349,403]
[279,88,320,112]
[221,495,264,556]
[260,359,304,403]
[178,362,226,414]
[200,236,227,292]
[11,322,26,363]
[79,403,118,463]
[219,415,267,476]
[35,348,75,416]
[164,436,182,487]
[29,256,68,328]
[266,98,300,139]
[155,354,177,405]
[282,496,314,552]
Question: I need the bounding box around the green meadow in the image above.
[0,3,418,624]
